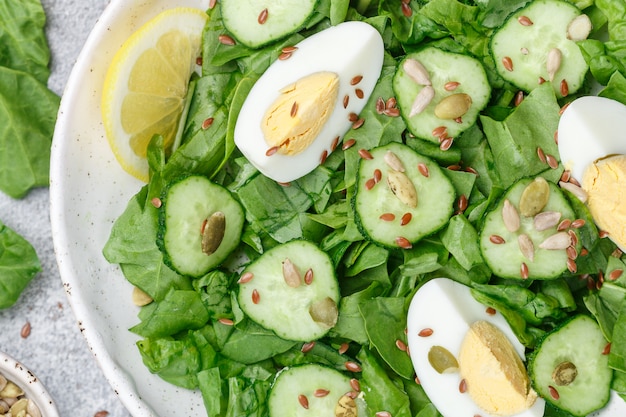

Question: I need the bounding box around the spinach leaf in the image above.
[0,0,51,84]
[0,219,40,309]
[0,66,59,198]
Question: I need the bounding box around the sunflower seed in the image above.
[403,58,431,86]
[547,48,562,82]
[518,234,535,261]
[539,232,572,250]
[502,199,520,232]
[534,211,561,231]
[559,181,588,203]
[282,258,302,288]
[384,150,405,172]
[409,86,435,117]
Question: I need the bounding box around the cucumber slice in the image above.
[528,315,612,416]
[268,364,355,417]
[353,142,456,249]
[237,240,339,342]
[157,175,244,277]
[221,0,318,49]
[490,0,589,98]
[393,47,491,143]
[479,177,579,280]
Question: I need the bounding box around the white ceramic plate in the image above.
[50,1,209,416]
[49,1,626,416]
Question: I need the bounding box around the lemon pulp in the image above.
[101,8,208,182]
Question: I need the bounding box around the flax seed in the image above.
[218,34,236,45]
[278,52,292,60]
[571,219,586,228]
[373,169,382,183]
[331,136,340,151]
[301,341,316,353]
[567,258,577,274]
[518,15,533,25]
[352,118,365,129]
[549,386,560,400]
[384,107,400,117]
[151,197,162,208]
[459,378,467,393]
[358,148,373,160]
[365,178,376,190]
[342,138,356,150]
[301,268,313,285]
[546,154,559,169]
[291,101,298,117]
[351,75,363,85]
[560,170,571,182]
[196,56,203,66]
[486,307,497,315]
[355,88,364,99]
[444,81,460,91]
[560,79,569,96]
[490,235,505,244]
[350,378,361,392]
[386,97,397,109]
[418,163,429,177]
[432,126,447,139]
[538,76,546,84]
[418,328,433,337]
[208,0,217,8]
[557,219,571,231]
[298,394,309,409]
[201,117,214,130]
[603,343,612,355]
[440,137,454,151]
[401,2,412,17]
[20,321,31,338]
[566,246,578,260]
[257,8,268,24]
[396,236,412,249]
[376,97,385,113]
[514,90,524,106]
[380,213,396,221]
[559,101,571,115]
[218,318,234,326]
[252,289,260,304]
[502,56,514,72]
[376,412,392,417]
[400,213,412,226]
[395,339,407,352]
[314,388,330,397]
[338,342,349,354]
[345,361,362,372]
[521,262,529,279]
[343,94,350,108]
[457,194,468,212]
[238,272,254,284]
[320,149,328,165]
[610,269,623,280]
[266,146,279,156]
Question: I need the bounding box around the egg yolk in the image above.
[582,154,626,250]
[261,71,339,155]
[459,320,537,416]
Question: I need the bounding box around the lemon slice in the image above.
[101,8,208,182]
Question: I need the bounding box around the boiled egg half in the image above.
[557,96,626,251]
[406,278,545,417]
[234,21,384,183]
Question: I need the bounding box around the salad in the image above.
[101,0,626,416]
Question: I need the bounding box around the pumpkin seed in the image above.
[434,93,472,120]
[309,297,339,328]
[201,211,226,255]
[567,14,592,41]
[387,170,418,208]
[552,361,578,386]
[132,286,153,306]
[428,345,459,374]
[519,177,550,217]
[335,394,358,417]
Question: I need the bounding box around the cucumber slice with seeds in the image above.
[393,47,491,143]
[490,0,589,97]
[158,175,244,277]
[221,0,318,49]
[353,142,456,249]
[479,177,579,280]
[268,364,357,417]
[528,315,612,416]
[237,240,339,342]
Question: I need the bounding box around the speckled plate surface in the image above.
[50,1,209,416]
[0,350,59,417]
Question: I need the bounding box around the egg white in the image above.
[234,21,384,183]
[558,96,626,183]
[406,278,545,417]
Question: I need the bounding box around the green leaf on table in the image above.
[0,0,51,84]
[0,219,41,309]
[0,66,59,198]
